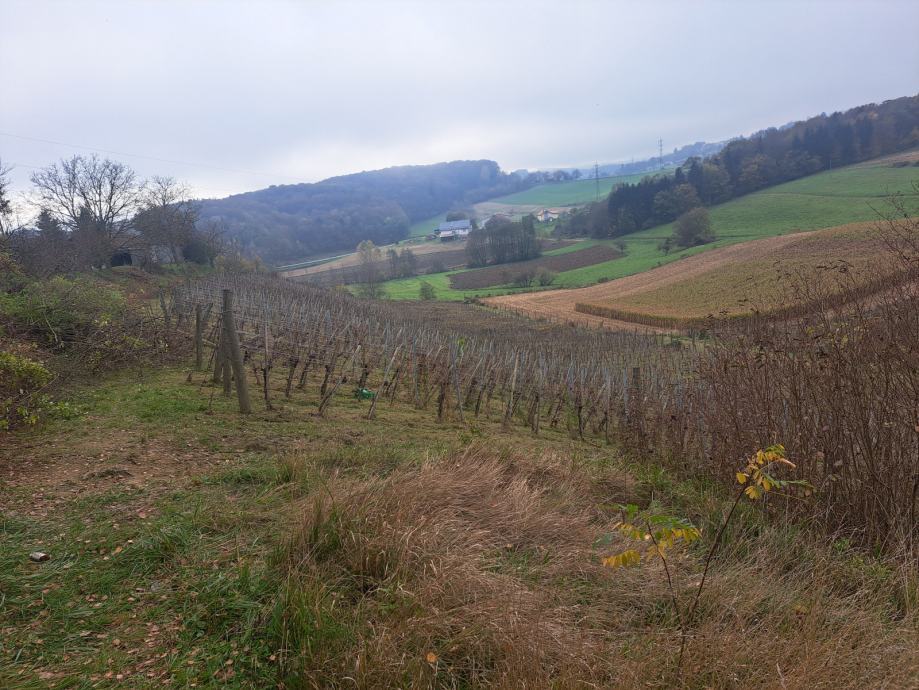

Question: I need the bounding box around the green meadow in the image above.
[479,171,656,208]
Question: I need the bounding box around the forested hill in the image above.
[558,94,919,238]
[199,160,530,262]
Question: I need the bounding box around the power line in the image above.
[594,161,599,201]
[0,131,305,183]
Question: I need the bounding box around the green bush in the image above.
[0,248,26,291]
[0,351,53,430]
[536,269,557,286]
[419,281,436,300]
[0,276,125,346]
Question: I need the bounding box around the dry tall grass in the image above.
[276,447,919,689]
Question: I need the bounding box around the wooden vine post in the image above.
[194,304,204,370]
[222,289,252,414]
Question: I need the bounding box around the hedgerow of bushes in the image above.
[0,275,126,347]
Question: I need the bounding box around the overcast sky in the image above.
[2,0,917,201]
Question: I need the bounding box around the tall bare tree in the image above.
[356,239,383,298]
[135,176,200,263]
[30,155,144,261]
[0,158,14,238]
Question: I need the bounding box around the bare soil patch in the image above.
[450,244,621,290]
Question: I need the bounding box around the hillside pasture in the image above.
[474,171,655,211]
[408,212,447,238]
[449,245,621,289]
[401,173,655,241]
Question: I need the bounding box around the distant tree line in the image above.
[386,246,418,278]
[198,160,535,262]
[557,94,919,240]
[466,215,541,268]
[519,169,582,185]
[597,140,727,178]
[1,154,223,278]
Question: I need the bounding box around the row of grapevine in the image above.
[168,274,703,451]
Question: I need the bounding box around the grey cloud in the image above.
[1,0,917,200]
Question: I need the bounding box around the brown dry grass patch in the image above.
[276,447,919,689]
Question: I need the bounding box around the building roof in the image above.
[437,219,472,232]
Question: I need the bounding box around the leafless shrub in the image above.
[695,196,919,550]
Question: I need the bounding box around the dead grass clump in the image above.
[672,530,919,689]
[277,446,653,688]
[274,446,919,688]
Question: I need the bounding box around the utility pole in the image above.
[594,162,600,201]
[658,138,664,171]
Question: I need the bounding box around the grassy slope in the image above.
[383,159,919,301]
[408,212,447,239]
[2,364,916,687]
[478,171,654,207]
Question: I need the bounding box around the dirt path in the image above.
[482,232,809,330]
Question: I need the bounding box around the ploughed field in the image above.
[298,247,469,287]
[449,244,621,289]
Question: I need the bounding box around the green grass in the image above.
[382,159,919,300]
[0,364,627,686]
[408,212,447,238]
[404,173,656,242]
[481,171,657,208]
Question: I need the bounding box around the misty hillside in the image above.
[596,140,728,177]
[199,160,530,262]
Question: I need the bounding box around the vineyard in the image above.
[170,273,694,440]
[168,202,919,548]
